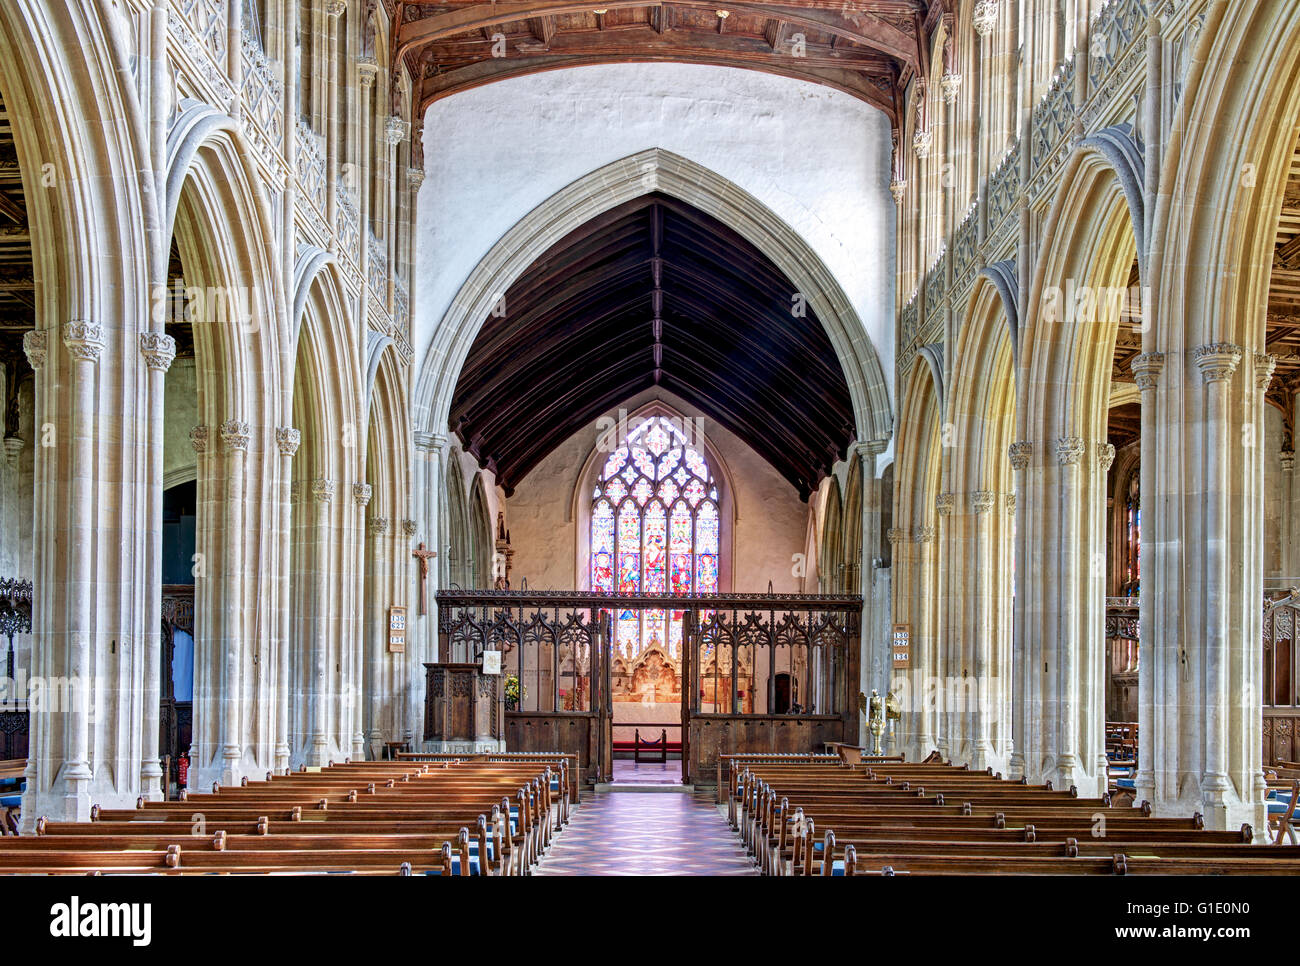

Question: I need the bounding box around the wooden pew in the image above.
[0,759,565,876]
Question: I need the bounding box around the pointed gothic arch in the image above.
[892,358,944,762]
[414,149,893,458]
[1135,0,1300,830]
[1014,136,1142,796]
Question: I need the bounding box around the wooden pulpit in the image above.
[422,663,505,753]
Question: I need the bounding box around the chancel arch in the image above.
[414,148,893,469]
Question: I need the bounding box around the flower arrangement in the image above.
[504,673,524,710]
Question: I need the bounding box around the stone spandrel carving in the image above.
[1056,436,1086,465]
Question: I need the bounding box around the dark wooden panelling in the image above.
[507,711,600,786]
[688,714,848,784]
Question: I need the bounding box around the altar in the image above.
[422,662,506,754]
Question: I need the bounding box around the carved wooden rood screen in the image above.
[435,589,861,785]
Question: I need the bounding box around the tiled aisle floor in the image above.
[610,759,682,785]
[534,791,757,876]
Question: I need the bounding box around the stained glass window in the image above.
[590,415,721,660]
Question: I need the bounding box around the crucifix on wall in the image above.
[412,542,437,615]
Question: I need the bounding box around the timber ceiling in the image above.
[1266,131,1300,452]
[0,90,32,437]
[393,1,946,124]
[448,192,856,499]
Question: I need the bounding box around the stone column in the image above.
[1094,441,1116,784]
[1192,343,1242,818]
[1282,450,1296,583]
[20,331,46,820]
[273,427,299,774]
[1130,352,1163,805]
[970,490,996,770]
[1007,441,1031,780]
[139,332,176,800]
[999,492,1016,763]
[933,493,955,760]
[309,478,334,764]
[219,418,250,785]
[914,522,937,758]
[61,322,106,811]
[324,0,346,227]
[1053,435,1088,792]
[351,483,372,761]
[367,515,389,760]
[400,517,418,746]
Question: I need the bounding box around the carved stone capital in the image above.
[189,425,209,454]
[139,332,177,372]
[401,519,418,537]
[889,179,907,203]
[1098,442,1116,472]
[384,116,409,146]
[353,483,373,506]
[1004,493,1017,512]
[275,427,301,456]
[886,527,907,546]
[935,492,955,516]
[312,479,336,503]
[1130,352,1164,391]
[369,517,389,536]
[971,490,995,513]
[1255,352,1278,391]
[357,56,380,85]
[62,321,105,363]
[1056,436,1086,466]
[1283,451,1297,473]
[407,167,425,191]
[1192,342,1243,383]
[221,419,251,452]
[1008,441,1031,471]
[912,128,933,159]
[22,331,47,370]
[912,525,934,544]
[973,0,999,37]
[940,72,962,104]
[326,0,347,18]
